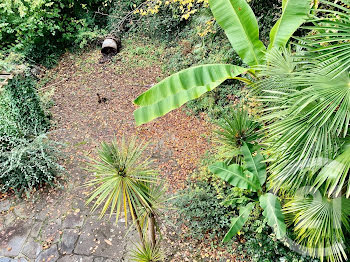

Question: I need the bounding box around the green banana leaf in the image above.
[209,162,261,191]
[134,64,247,125]
[223,202,255,242]
[259,193,287,239]
[241,142,266,186]
[268,0,311,49]
[209,0,265,66]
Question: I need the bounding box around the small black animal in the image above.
[97,93,108,104]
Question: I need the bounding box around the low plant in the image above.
[86,137,165,253]
[215,107,261,163]
[0,134,63,195]
[0,74,62,195]
[173,179,234,240]
[129,242,163,262]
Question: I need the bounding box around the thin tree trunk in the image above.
[148,213,156,248]
[132,206,145,249]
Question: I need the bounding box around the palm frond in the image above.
[313,141,350,197]
[298,0,350,77]
[129,241,163,262]
[284,191,350,262]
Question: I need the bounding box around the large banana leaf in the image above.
[241,142,266,186]
[223,202,255,242]
[209,0,265,66]
[268,0,311,49]
[209,162,261,191]
[259,193,286,239]
[133,64,247,125]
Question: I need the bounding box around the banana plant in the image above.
[209,142,286,242]
[133,0,311,125]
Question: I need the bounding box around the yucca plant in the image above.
[85,137,159,246]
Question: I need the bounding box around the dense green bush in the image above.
[173,179,234,240]
[0,75,62,195]
[0,135,63,195]
[0,75,50,139]
[0,0,107,66]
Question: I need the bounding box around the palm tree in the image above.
[255,1,350,260]
[130,0,350,261]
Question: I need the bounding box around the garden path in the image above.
[0,44,212,261]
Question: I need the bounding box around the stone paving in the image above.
[0,183,138,262]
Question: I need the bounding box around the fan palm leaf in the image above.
[284,191,350,262]
[298,0,350,77]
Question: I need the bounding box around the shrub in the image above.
[0,75,50,140]
[236,207,319,262]
[0,0,106,65]
[0,74,63,195]
[173,179,234,240]
[174,172,319,261]
[0,135,63,195]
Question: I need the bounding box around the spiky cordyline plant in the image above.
[129,241,163,262]
[85,137,159,245]
[215,107,261,164]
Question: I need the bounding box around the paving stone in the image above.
[3,212,16,227]
[0,258,27,262]
[62,212,84,229]
[21,237,42,259]
[58,229,79,255]
[13,203,31,219]
[92,258,115,262]
[0,200,11,213]
[92,258,104,262]
[74,217,126,258]
[35,244,59,262]
[0,221,31,257]
[30,221,43,238]
[57,255,93,262]
[0,258,14,262]
[40,218,61,244]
